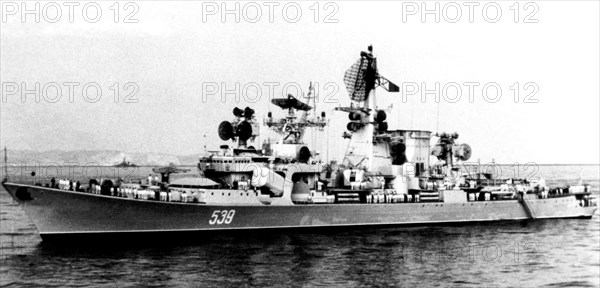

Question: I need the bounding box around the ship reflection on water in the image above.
[2,213,599,286]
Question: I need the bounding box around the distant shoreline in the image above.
[2,149,599,167]
[1,163,599,168]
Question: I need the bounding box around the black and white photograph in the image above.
[1,1,599,287]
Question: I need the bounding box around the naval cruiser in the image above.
[2,46,598,242]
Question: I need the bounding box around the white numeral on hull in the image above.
[209,210,235,225]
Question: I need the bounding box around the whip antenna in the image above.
[3,147,7,182]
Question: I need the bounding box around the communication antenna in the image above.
[306,82,316,111]
[411,99,414,129]
[436,101,440,132]
[3,147,8,182]
[326,123,329,163]
[306,82,316,148]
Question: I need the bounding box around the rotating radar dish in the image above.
[233,107,244,117]
[236,120,253,141]
[218,121,234,141]
[454,143,472,161]
[244,107,255,119]
[298,146,311,163]
[344,57,375,102]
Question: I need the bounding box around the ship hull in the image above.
[3,182,597,242]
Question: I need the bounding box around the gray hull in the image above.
[3,183,597,241]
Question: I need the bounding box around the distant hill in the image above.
[2,149,199,166]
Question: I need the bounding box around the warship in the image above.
[113,157,137,168]
[2,46,598,242]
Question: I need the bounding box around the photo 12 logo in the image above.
[1,82,140,103]
[201,81,340,104]
[3,162,141,182]
[0,240,37,260]
[456,161,541,181]
[402,1,539,23]
[201,1,339,23]
[422,241,541,264]
[1,1,139,23]
[400,81,540,104]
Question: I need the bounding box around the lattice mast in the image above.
[339,46,400,171]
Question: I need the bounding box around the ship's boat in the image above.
[1,47,598,242]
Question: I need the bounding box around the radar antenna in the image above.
[342,45,399,104]
[266,83,327,144]
[431,132,472,168]
[217,106,258,148]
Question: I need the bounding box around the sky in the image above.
[1,1,599,164]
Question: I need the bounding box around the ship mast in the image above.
[338,45,399,171]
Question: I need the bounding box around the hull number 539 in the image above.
[209,210,235,225]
